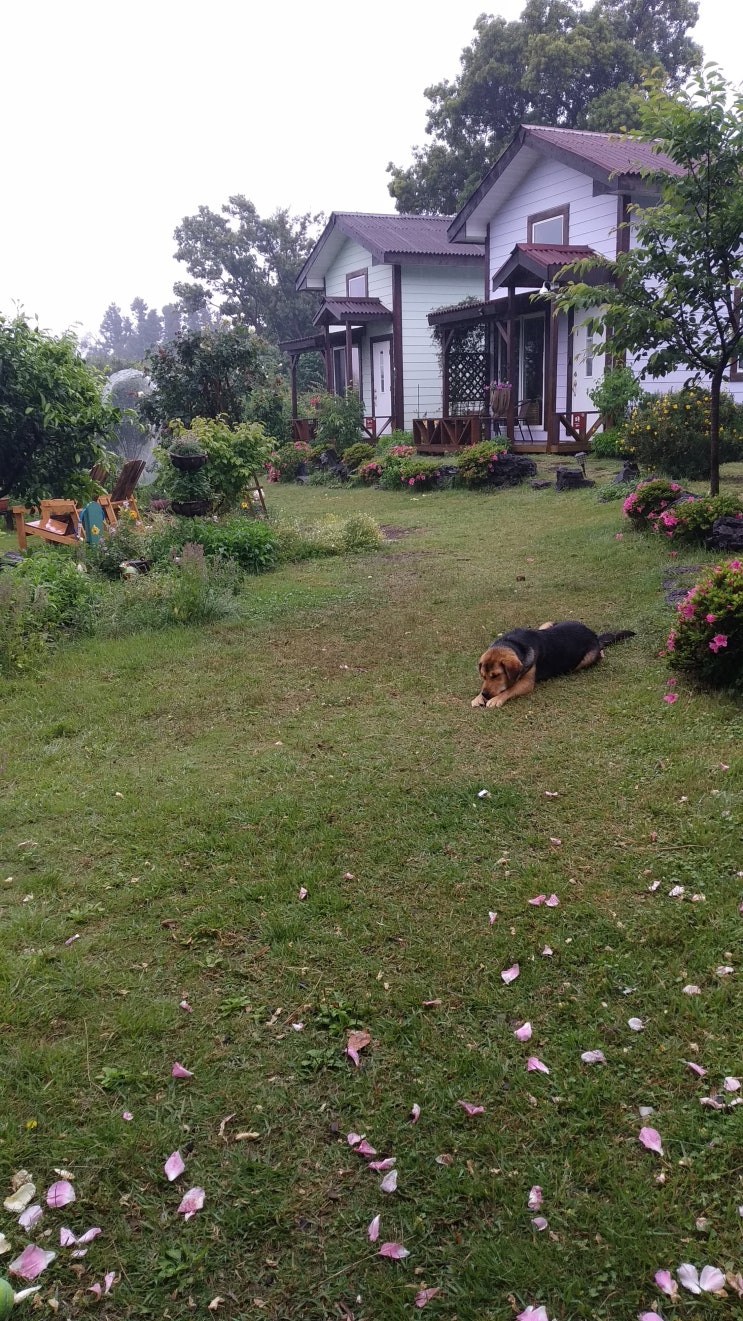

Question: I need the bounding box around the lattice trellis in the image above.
[447,323,487,416]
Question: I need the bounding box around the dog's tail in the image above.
[597,628,635,648]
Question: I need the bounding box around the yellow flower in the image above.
[91,524,100,535]
[25,1118,37,1130]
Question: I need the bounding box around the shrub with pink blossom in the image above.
[622,478,686,528]
[356,460,383,485]
[650,494,743,543]
[666,559,743,688]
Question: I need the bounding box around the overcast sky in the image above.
[1,0,740,339]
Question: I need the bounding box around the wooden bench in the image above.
[413,415,483,454]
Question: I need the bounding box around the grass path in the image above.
[0,481,741,1318]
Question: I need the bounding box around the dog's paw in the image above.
[486,695,505,708]
[471,694,487,708]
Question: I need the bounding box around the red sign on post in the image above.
[571,412,587,435]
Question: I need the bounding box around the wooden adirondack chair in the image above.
[107,459,146,522]
[13,500,82,551]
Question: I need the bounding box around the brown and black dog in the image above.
[472,620,634,709]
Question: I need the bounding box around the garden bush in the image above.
[355,460,384,485]
[0,573,48,676]
[454,439,510,488]
[342,443,376,471]
[270,513,381,561]
[103,548,242,636]
[314,389,364,454]
[621,386,743,479]
[87,517,148,579]
[622,478,688,528]
[666,558,743,689]
[650,494,743,543]
[378,445,418,489]
[266,441,312,482]
[374,430,414,456]
[596,479,636,503]
[395,457,447,490]
[590,427,632,459]
[588,365,645,428]
[13,548,101,633]
[145,515,278,574]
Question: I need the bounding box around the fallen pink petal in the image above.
[514,1022,533,1042]
[488,911,498,924]
[628,1018,645,1031]
[715,965,734,976]
[677,1263,701,1293]
[410,1103,421,1123]
[699,1265,726,1291]
[367,1214,381,1242]
[647,880,660,891]
[723,1076,741,1091]
[528,895,547,906]
[638,1312,665,1321]
[60,1226,101,1247]
[45,1180,75,1209]
[545,894,559,907]
[581,1050,606,1064]
[422,999,441,1007]
[380,1169,398,1193]
[378,1242,409,1259]
[682,984,701,995]
[549,837,561,846]
[516,1307,550,1321]
[531,1216,549,1231]
[526,1056,550,1074]
[164,1151,186,1182]
[347,1132,364,1147]
[639,1126,663,1155]
[654,1269,678,1299]
[663,693,678,704]
[8,1245,56,1280]
[668,886,684,897]
[179,1000,192,1012]
[298,886,308,900]
[700,1095,725,1109]
[346,1046,360,1066]
[684,1061,706,1077]
[64,934,80,945]
[355,1140,377,1157]
[528,1184,542,1209]
[457,1101,485,1116]
[18,1205,43,1232]
[177,1187,205,1220]
[121,1111,134,1121]
[171,1062,193,1079]
[103,1271,116,1294]
[501,963,520,984]
[369,1158,396,1172]
[414,1287,441,1307]
[87,1284,102,1299]
[541,945,553,957]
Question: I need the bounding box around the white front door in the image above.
[372,339,392,434]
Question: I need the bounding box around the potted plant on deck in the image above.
[169,435,208,471]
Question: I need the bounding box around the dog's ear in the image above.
[499,650,523,687]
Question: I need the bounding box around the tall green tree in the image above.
[0,316,118,503]
[387,0,701,213]
[142,324,268,429]
[172,198,322,344]
[553,67,743,495]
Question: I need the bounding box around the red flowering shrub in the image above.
[622,478,685,527]
[666,559,743,689]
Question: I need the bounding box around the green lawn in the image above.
[1,475,741,1319]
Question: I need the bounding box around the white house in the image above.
[283,212,484,436]
[434,124,743,451]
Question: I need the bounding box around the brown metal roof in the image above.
[449,124,685,244]
[333,213,485,260]
[312,296,392,327]
[526,126,685,178]
[492,243,607,290]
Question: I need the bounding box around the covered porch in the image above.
[280,296,396,444]
[420,242,609,454]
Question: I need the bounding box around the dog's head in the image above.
[477,645,524,701]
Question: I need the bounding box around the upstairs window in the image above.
[346,269,368,297]
[527,206,569,245]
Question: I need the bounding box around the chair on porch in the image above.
[516,400,536,444]
[489,386,511,436]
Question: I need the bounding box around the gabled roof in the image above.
[449,124,684,244]
[491,242,603,290]
[312,296,392,327]
[297,212,484,290]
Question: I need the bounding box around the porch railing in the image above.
[413,415,483,454]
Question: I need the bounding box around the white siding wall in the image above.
[489,157,618,294]
[323,239,392,304]
[400,265,484,427]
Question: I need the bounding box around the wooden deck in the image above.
[412,416,483,454]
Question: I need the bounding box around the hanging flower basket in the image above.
[170,452,207,471]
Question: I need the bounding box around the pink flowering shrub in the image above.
[622,478,684,527]
[454,439,509,488]
[396,457,445,490]
[650,494,743,544]
[666,559,743,688]
[356,460,383,485]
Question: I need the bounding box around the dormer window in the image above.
[346,269,368,297]
[527,205,569,245]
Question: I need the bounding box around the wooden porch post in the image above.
[565,307,575,422]
[483,319,491,437]
[290,354,298,420]
[324,325,333,392]
[442,328,453,416]
[506,285,515,443]
[546,307,559,450]
[344,320,354,392]
[391,264,404,430]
